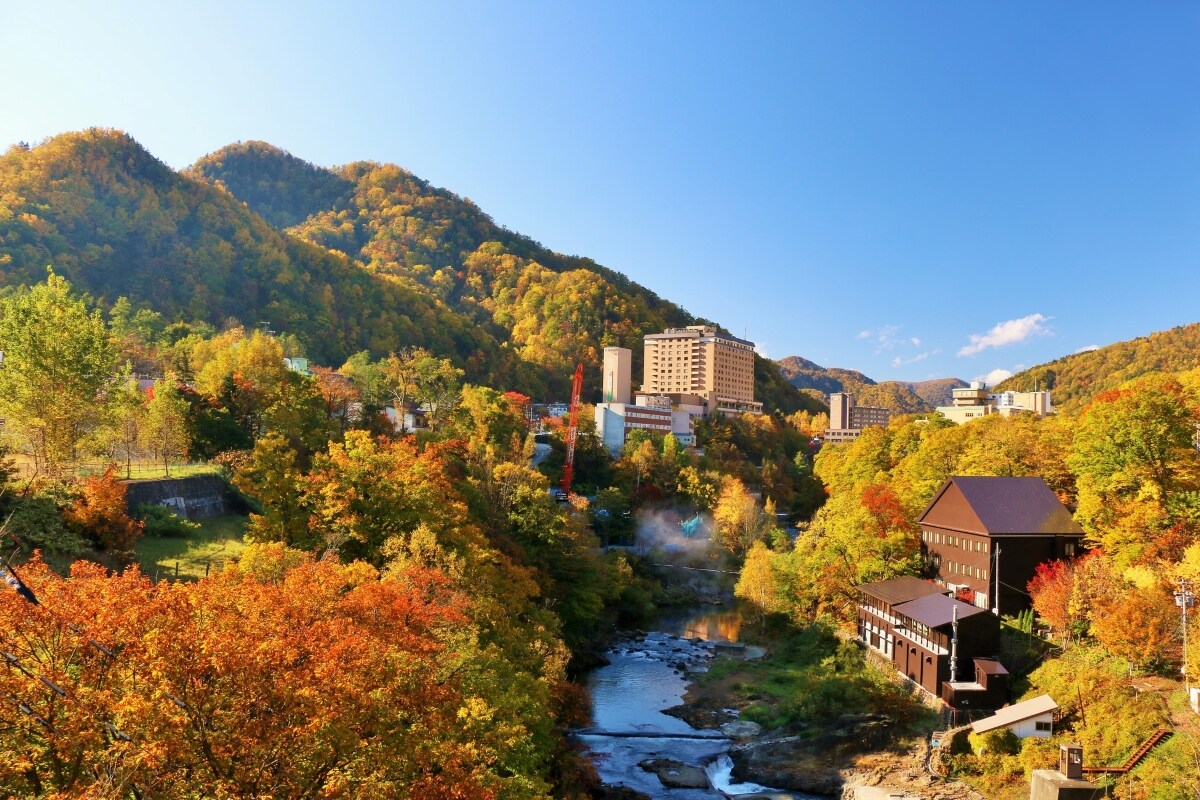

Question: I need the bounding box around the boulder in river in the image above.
[721,719,763,739]
[637,758,711,789]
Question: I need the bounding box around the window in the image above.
[1035,721,1052,732]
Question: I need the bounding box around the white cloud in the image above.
[857,330,871,340]
[911,338,921,347]
[958,314,1052,357]
[1075,344,1100,354]
[892,352,930,367]
[975,368,1014,385]
[755,342,770,358]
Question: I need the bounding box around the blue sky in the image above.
[2,2,1197,385]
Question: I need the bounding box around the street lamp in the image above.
[1175,579,1194,696]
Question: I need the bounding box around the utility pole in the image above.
[1176,578,1194,696]
[993,544,1002,616]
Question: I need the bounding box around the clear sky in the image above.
[2,2,1197,384]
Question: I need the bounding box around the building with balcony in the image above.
[642,326,762,417]
[936,381,1053,425]
[857,575,1001,701]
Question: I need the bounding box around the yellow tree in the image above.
[713,476,770,556]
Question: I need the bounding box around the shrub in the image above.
[4,496,88,555]
[136,504,199,538]
[969,728,1021,756]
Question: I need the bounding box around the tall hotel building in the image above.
[642,325,762,417]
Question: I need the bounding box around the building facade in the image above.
[918,476,1085,616]
[824,392,891,444]
[936,381,1053,424]
[595,401,674,456]
[602,346,632,405]
[857,576,1001,700]
[642,326,762,417]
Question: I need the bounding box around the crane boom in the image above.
[561,362,584,496]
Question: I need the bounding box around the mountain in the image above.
[994,323,1200,409]
[776,355,956,414]
[0,129,818,412]
[902,378,968,408]
[777,356,874,395]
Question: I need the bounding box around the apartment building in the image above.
[823,392,891,444]
[642,326,762,417]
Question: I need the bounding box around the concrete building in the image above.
[642,326,762,417]
[602,347,632,405]
[918,476,1085,616]
[595,400,674,456]
[824,392,891,444]
[936,381,1053,424]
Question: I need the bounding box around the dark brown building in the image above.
[857,576,1001,699]
[918,477,1084,616]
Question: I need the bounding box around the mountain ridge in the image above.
[0,129,820,413]
[776,354,966,412]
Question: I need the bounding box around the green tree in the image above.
[0,271,117,475]
[143,378,190,476]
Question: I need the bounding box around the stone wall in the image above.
[123,475,247,519]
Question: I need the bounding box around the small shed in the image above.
[971,693,1058,739]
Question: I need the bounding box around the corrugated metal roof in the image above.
[971,694,1059,734]
[918,476,1084,536]
[892,593,990,629]
[857,576,947,606]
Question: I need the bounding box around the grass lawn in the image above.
[135,514,248,580]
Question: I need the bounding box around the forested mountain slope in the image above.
[0,129,816,410]
[776,354,940,413]
[994,323,1200,409]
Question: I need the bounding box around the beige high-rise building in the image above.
[602,346,632,405]
[642,325,762,417]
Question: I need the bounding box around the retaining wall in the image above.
[123,475,247,519]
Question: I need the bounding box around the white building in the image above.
[936,382,1053,425]
[970,694,1059,740]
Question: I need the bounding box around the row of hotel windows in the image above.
[922,531,988,553]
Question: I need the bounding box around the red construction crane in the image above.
[560,362,584,497]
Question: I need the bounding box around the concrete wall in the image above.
[124,475,246,519]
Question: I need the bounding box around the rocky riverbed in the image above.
[581,629,814,799]
[583,612,984,800]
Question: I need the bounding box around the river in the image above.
[579,608,822,799]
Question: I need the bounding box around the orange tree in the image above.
[0,550,564,799]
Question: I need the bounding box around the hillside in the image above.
[776,355,945,414]
[0,130,817,412]
[903,377,968,408]
[994,322,1200,409]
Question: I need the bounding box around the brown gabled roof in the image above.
[857,575,947,606]
[893,593,990,629]
[917,476,1084,537]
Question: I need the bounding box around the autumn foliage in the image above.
[0,550,565,799]
[62,466,144,556]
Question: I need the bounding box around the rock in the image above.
[637,758,710,789]
[721,719,763,738]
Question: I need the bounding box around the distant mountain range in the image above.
[776,356,967,413]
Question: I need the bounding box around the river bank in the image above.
[663,621,985,800]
